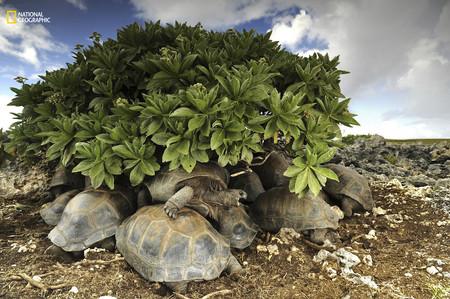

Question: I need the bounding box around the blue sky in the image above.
[1,0,449,138]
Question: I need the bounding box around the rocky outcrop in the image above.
[331,135,450,215]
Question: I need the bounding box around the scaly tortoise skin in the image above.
[142,162,246,220]
[217,206,258,249]
[40,189,82,226]
[323,164,374,217]
[249,186,343,244]
[116,205,241,292]
[229,170,265,203]
[48,188,136,252]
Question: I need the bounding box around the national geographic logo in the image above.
[5,10,51,24]
[6,10,16,24]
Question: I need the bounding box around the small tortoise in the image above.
[116,205,242,292]
[141,162,246,219]
[249,186,344,244]
[216,206,259,249]
[40,189,81,226]
[229,170,265,203]
[48,188,136,253]
[49,166,85,198]
[323,164,374,217]
[251,151,290,189]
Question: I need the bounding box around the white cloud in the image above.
[0,5,68,67]
[65,0,87,10]
[270,0,450,138]
[270,10,312,49]
[129,0,301,29]
[0,93,21,130]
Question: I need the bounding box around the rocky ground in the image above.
[0,137,449,299]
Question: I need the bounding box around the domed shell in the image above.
[323,164,374,210]
[145,162,229,202]
[48,189,136,252]
[40,189,81,226]
[251,151,289,189]
[218,206,258,249]
[116,205,231,283]
[49,166,84,190]
[249,186,342,233]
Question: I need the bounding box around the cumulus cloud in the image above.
[270,0,450,138]
[270,10,311,49]
[65,0,87,10]
[0,93,21,130]
[0,5,68,67]
[129,0,302,28]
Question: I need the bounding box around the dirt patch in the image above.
[1,181,449,299]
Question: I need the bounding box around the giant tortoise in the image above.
[249,186,344,244]
[48,188,136,255]
[40,189,81,226]
[141,162,246,219]
[323,164,374,217]
[116,205,242,292]
[250,151,290,189]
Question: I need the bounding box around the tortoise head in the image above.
[217,206,258,249]
[216,189,247,207]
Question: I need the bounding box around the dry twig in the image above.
[201,289,232,299]
[9,273,69,291]
[173,293,191,299]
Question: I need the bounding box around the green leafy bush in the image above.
[5,22,358,194]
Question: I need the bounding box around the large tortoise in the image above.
[116,205,242,292]
[229,170,265,203]
[323,164,374,217]
[216,206,259,249]
[48,188,136,254]
[49,166,85,198]
[249,186,344,244]
[250,151,290,189]
[141,162,246,219]
[40,189,82,226]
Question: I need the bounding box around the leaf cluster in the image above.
[5,21,358,194]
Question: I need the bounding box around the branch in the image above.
[201,290,232,299]
[9,273,69,291]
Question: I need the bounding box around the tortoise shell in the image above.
[217,206,258,249]
[229,170,265,203]
[144,162,229,202]
[40,189,81,226]
[251,151,289,189]
[323,164,374,210]
[49,166,85,190]
[116,205,231,283]
[48,189,136,252]
[249,186,343,233]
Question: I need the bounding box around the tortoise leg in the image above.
[165,281,188,293]
[163,186,194,219]
[45,245,77,263]
[225,255,242,274]
[309,229,328,244]
[341,197,362,217]
[98,236,116,252]
[309,229,340,244]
